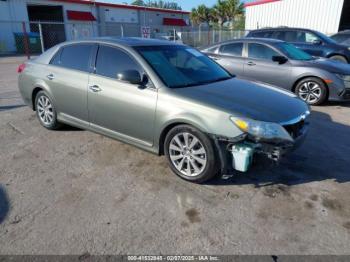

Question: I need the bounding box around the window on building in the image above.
[54,44,93,72]
[219,42,243,56]
[95,45,141,79]
[248,43,279,60]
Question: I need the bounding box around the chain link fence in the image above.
[0,20,249,58]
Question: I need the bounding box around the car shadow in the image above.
[325,101,350,107]
[59,125,82,131]
[208,109,350,187]
[0,104,26,112]
[0,185,10,224]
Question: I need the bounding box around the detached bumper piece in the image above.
[214,120,308,174]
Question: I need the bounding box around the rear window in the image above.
[249,31,273,38]
[203,45,219,53]
[219,43,243,56]
[50,44,93,72]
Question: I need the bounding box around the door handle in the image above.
[47,74,54,80]
[89,85,102,92]
[247,61,256,66]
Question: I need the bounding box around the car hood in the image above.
[293,58,350,74]
[170,78,309,123]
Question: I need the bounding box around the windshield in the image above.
[135,45,232,88]
[276,42,314,61]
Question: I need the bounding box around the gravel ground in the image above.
[0,56,350,255]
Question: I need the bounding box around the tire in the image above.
[295,77,328,106]
[35,90,62,130]
[329,55,348,64]
[164,124,219,183]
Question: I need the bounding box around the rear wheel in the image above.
[295,77,328,105]
[329,55,348,64]
[164,125,219,183]
[35,91,62,130]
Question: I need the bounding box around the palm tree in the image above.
[131,0,145,6]
[212,0,227,28]
[225,0,244,26]
[200,0,244,28]
[190,4,211,26]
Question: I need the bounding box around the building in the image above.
[244,0,350,34]
[0,0,190,54]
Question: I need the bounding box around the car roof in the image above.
[58,37,182,47]
[249,27,317,33]
[201,37,284,49]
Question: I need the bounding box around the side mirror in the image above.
[312,39,322,45]
[272,55,288,64]
[117,70,142,85]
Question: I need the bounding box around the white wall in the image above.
[245,0,345,34]
[104,8,138,23]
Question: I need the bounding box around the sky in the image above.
[100,0,247,12]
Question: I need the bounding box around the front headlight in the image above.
[336,74,350,82]
[230,117,293,142]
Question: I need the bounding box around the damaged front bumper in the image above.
[212,120,309,174]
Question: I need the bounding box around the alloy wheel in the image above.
[37,95,54,125]
[298,81,322,104]
[169,132,207,177]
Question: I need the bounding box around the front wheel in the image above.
[164,125,219,183]
[329,55,348,64]
[295,77,328,105]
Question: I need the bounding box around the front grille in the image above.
[283,120,305,139]
[340,89,350,99]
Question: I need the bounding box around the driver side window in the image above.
[296,31,320,43]
[248,43,279,60]
[95,45,141,79]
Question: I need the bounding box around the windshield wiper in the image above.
[198,76,233,85]
[170,76,233,88]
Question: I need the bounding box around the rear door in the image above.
[47,43,94,125]
[216,42,245,76]
[87,45,157,146]
[244,42,292,89]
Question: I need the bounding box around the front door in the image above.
[88,45,157,146]
[244,42,292,90]
[292,31,325,57]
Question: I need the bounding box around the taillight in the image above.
[17,63,26,73]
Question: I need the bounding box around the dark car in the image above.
[246,27,350,64]
[331,30,350,46]
[201,38,350,105]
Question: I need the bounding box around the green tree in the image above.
[145,0,182,10]
[212,0,227,28]
[131,0,145,6]
[190,4,211,26]
[191,0,244,28]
